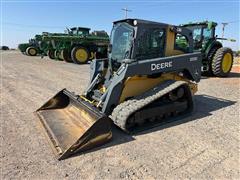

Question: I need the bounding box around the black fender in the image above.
[205,40,222,58]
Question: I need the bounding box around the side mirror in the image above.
[108,44,112,53]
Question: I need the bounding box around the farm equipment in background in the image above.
[38,32,68,59]
[36,19,202,160]
[40,27,109,64]
[18,43,30,54]
[180,21,235,77]
[18,35,44,56]
[18,31,68,57]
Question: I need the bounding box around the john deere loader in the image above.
[36,19,202,160]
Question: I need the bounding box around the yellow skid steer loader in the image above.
[36,19,202,160]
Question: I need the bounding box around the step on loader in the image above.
[36,19,202,160]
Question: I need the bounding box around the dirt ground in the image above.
[1,51,240,179]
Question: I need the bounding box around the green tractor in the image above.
[18,35,44,56]
[180,21,235,77]
[41,27,109,64]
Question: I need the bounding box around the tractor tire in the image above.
[212,47,233,77]
[204,46,219,76]
[61,49,72,62]
[71,46,89,64]
[26,47,37,56]
[47,49,55,59]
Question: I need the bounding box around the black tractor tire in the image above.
[71,46,89,64]
[212,47,233,77]
[47,49,55,59]
[61,49,72,62]
[203,46,220,76]
[26,47,38,56]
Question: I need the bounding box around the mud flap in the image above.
[35,89,112,160]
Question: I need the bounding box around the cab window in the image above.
[71,30,77,35]
[136,28,165,60]
[193,28,202,42]
[174,33,189,52]
[203,28,212,40]
[78,31,83,35]
[192,28,202,50]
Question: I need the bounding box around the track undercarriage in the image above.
[111,80,194,132]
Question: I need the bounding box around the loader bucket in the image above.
[35,89,112,160]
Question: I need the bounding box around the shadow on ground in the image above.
[201,71,240,79]
[69,94,236,159]
[228,72,240,78]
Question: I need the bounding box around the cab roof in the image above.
[180,21,218,27]
[113,18,171,27]
[70,27,90,31]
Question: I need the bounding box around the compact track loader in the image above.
[36,19,202,160]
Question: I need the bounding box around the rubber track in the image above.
[111,80,188,131]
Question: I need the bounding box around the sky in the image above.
[1,0,239,50]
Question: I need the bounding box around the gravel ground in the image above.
[1,51,240,179]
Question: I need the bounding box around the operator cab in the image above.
[108,19,194,70]
[70,27,90,36]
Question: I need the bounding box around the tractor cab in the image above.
[29,37,38,46]
[180,21,217,51]
[180,21,234,77]
[34,35,41,41]
[70,27,90,36]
